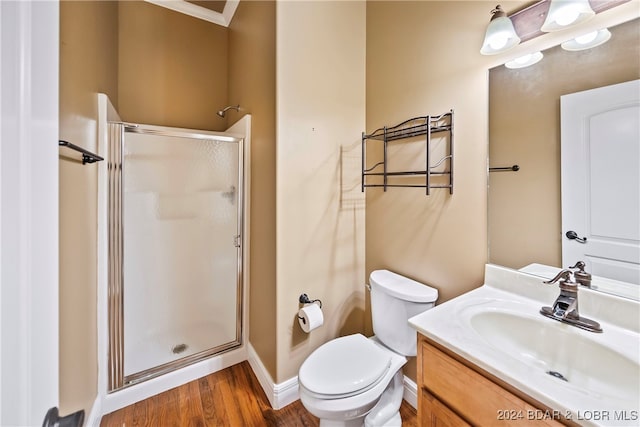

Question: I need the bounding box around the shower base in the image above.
[124,320,236,378]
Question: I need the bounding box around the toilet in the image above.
[298,270,438,427]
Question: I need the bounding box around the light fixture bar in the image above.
[509,0,629,42]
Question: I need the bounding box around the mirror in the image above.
[488,18,640,299]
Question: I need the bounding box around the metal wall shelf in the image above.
[361,110,454,195]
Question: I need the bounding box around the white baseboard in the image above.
[85,396,102,427]
[247,343,299,410]
[93,342,416,419]
[247,343,418,412]
[273,376,299,410]
[402,376,418,410]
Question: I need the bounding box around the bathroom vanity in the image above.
[417,334,565,426]
[409,264,640,427]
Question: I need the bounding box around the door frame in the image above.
[0,1,59,425]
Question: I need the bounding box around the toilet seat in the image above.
[298,334,392,399]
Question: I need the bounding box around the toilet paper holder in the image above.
[299,293,322,308]
[298,294,322,326]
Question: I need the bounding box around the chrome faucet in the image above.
[541,268,603,333]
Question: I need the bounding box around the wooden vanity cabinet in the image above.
[417,334,567,427]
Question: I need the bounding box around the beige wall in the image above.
[365,0,530,381]
[59,0,118,415]
[276,1,366,383]
[365,0,637,382]
[118,1,228,131]
[489,19,640,270]
[228,1,278,380]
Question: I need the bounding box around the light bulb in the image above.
[541,0,595,32]
[480,6,520,55]
[514,54,532,64]
[561,28,612,51]
[554,6,580,26]
[489,35,509,50]
[505,51,544,69]
[575,31,598,44]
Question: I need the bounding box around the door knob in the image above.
[566,230,587,243]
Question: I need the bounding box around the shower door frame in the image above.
[106,122,245,391]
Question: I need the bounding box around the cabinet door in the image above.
[419,337,564,427]
[421,389,470,427]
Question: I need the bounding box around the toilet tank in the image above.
[370,270,438,356]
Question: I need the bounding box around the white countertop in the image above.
[409,264,640,427]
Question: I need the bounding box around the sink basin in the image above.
[409,264,640,426]
[467,308,640,404]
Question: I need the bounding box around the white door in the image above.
[0,1,59,425]
[561,80,640,285]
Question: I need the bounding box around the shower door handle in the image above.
[234,235,241,248]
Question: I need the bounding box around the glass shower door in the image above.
[108,123,243,388]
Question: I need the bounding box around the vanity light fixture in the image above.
[505,51,544,69]
[480,5,521,55]
[561,28,612,51]
[540,0,595,32]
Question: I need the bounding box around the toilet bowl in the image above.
[299,334,406,426]
[298,270,438,427]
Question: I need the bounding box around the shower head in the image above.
[217,105,240,118]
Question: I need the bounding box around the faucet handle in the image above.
[543,269,579,291]
[569,261,592,288]
[543,269,573,285]
[569,261,585,270]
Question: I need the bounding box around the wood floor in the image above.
[100,361,418,427]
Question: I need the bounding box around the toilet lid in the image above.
[299,334,391,397]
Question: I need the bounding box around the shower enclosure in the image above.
[106,122,244,390]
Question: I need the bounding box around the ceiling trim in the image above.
[144,0,239,27]
[222,0,240,26]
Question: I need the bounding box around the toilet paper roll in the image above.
[298,303,323,333]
